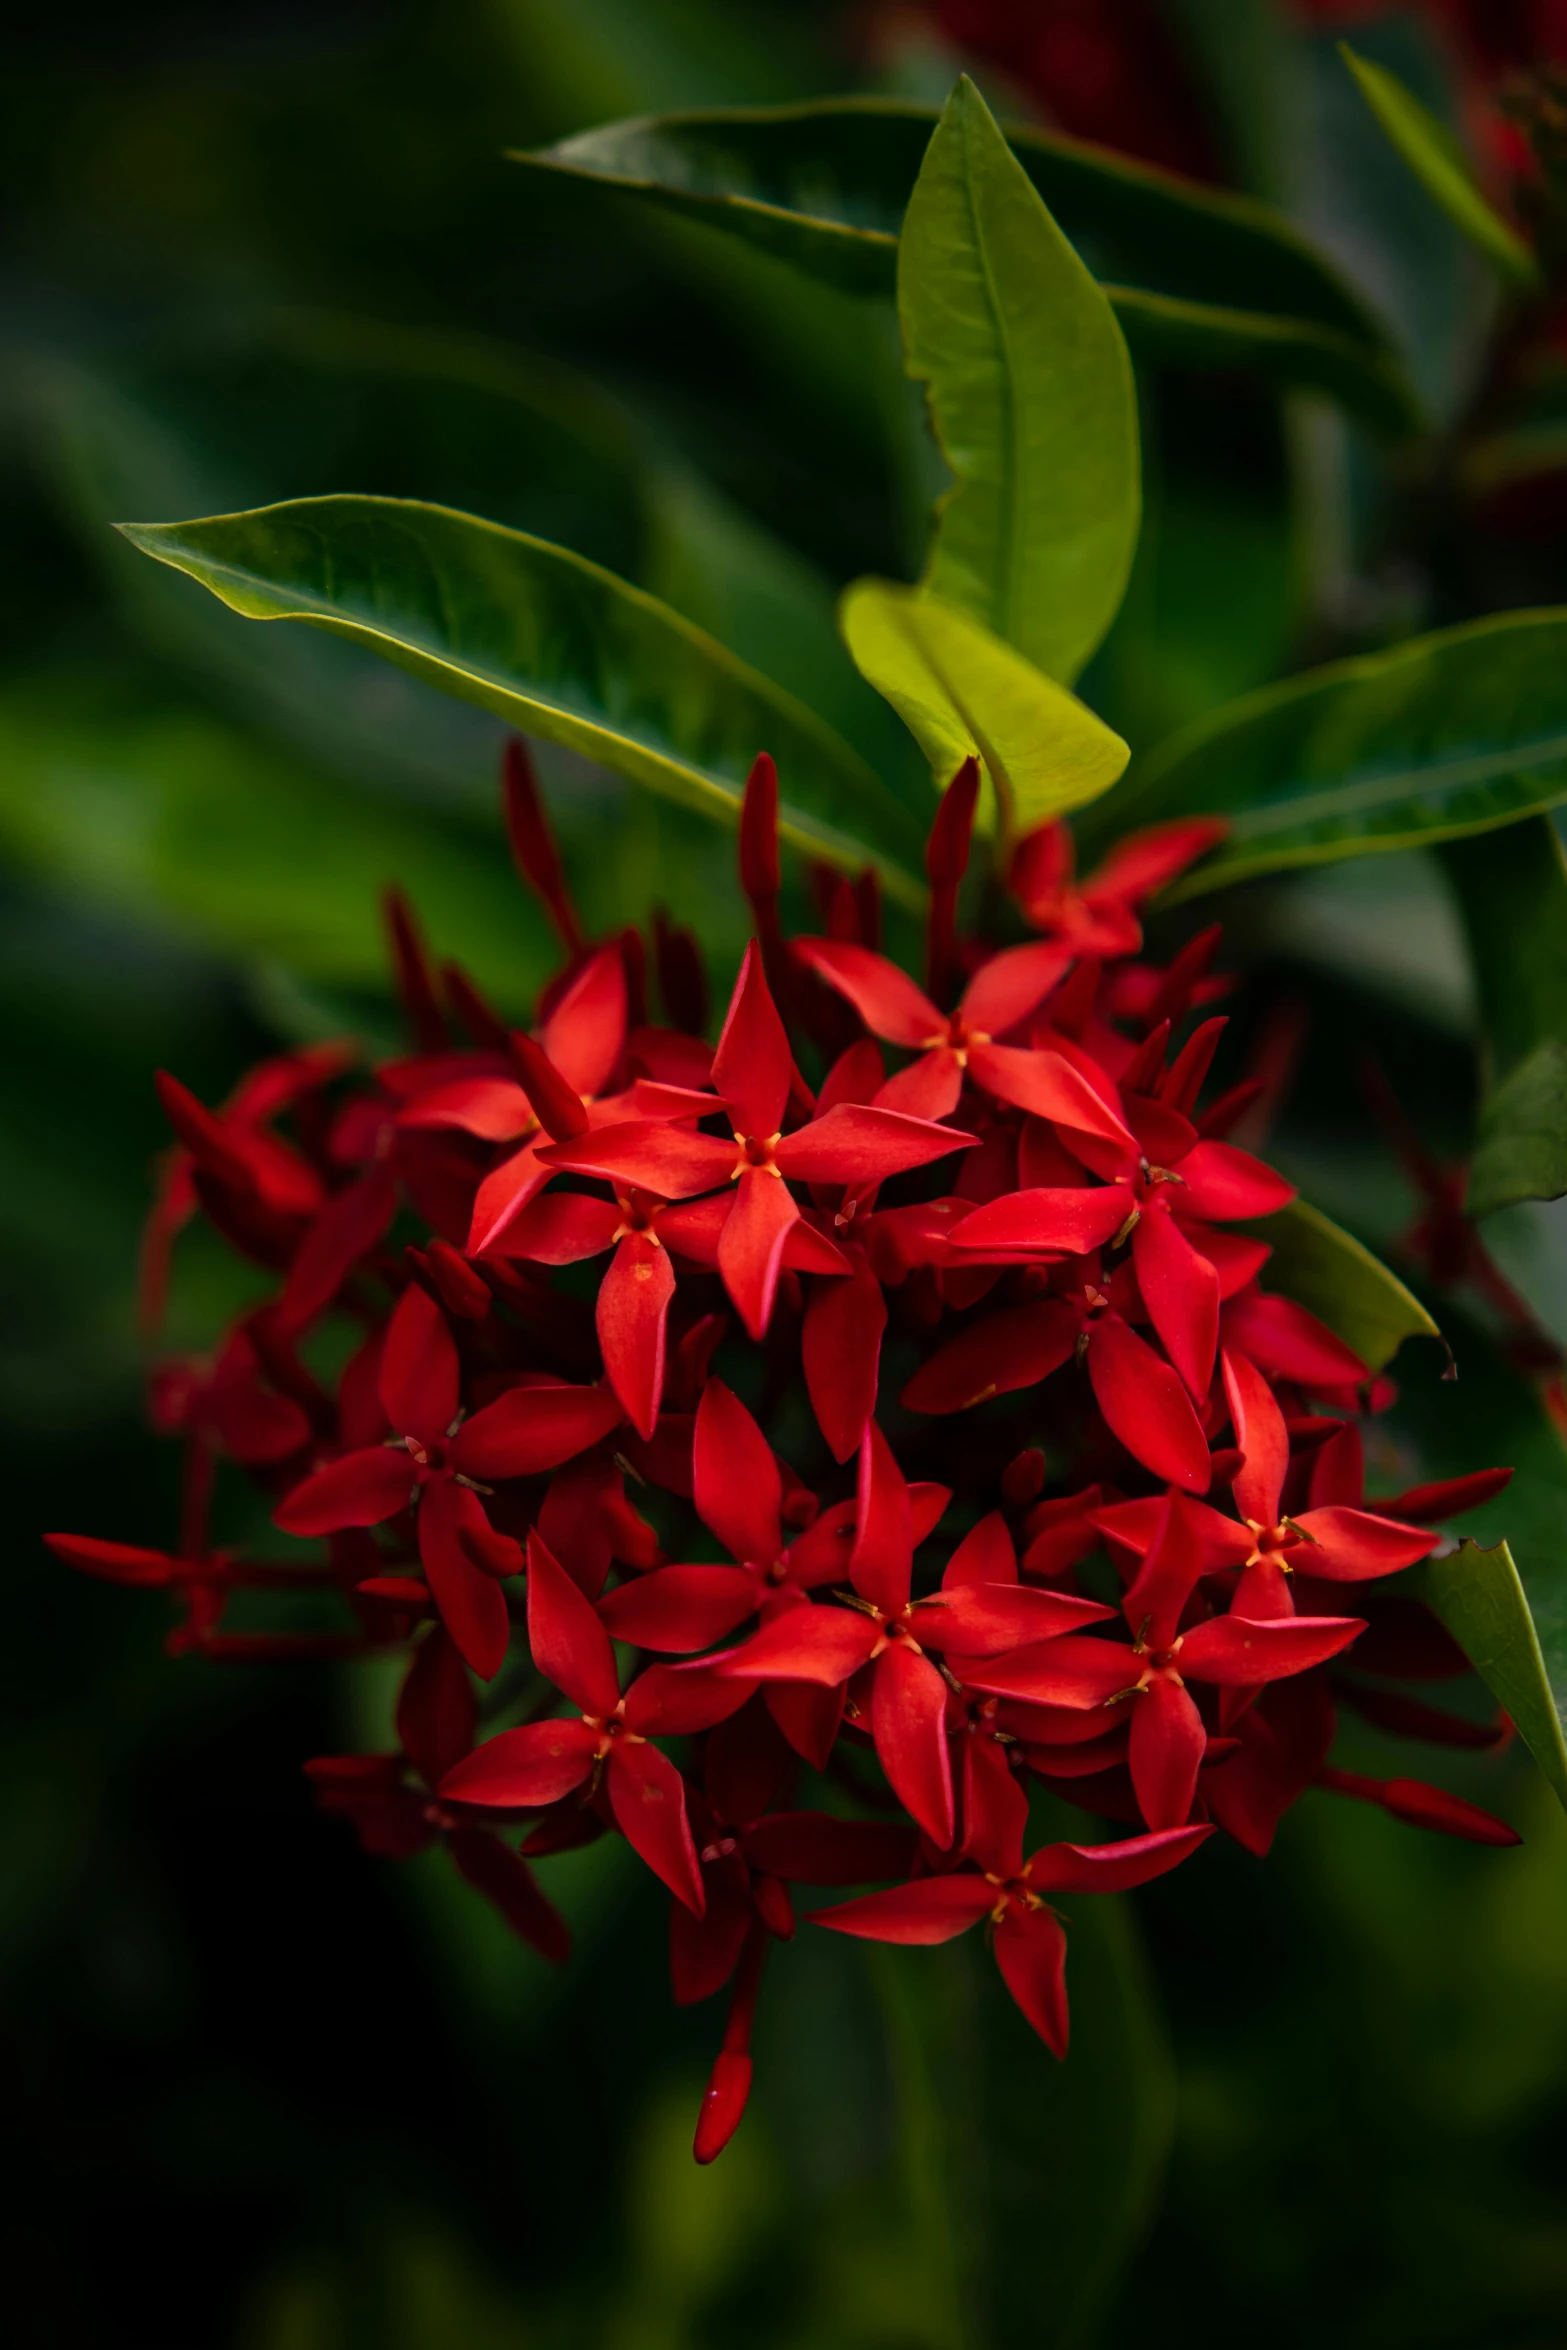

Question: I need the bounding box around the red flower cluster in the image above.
[48,742,1519,2164]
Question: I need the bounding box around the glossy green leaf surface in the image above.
[1248,1197,1441,1373]
[116,496,927,904]
[1340,43,1541,289]
[900,78,1139,685]
[839,580,1129,835]
[1089,608,1567,893]
[1413,1518,1567,1815]
[1443,818,1567,1214]
[514,98,1419,432]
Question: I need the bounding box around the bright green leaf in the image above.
[1443,818,1567,1214]
[1245,1198,1441,1374]
[116,495,926,905]
[1413,1524,1567,1816]
[1087,607,1567,893]
[1340,43,1541,290]
[839,579,1129,836]
[515,97,1420,433]
[899,77,1139,685]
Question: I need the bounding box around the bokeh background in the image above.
[7,3,1567,2343]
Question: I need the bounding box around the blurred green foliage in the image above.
[6,3,1567,2345]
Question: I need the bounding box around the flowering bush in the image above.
[43,50,1567,2223]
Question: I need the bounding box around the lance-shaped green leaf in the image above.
[1412,1520,1567,1817]
[515,98,1419,434]
[1086,607,1567,894]
[1442,818,1567,1214]
[839,579,1129,837]
[1245,1197,1442,1374]
[899,77,1139,685]
[1340,43,1541,291]
[115,496,927,904]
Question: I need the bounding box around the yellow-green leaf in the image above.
[839,579,1129,837]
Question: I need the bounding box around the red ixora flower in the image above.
[51,724,1522,2171]
[534,940,974,1339]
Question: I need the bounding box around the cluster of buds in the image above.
[49,743,1519,2163]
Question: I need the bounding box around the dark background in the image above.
[5,4,1567,2343]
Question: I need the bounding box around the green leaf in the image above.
[1469,1042,1567,1218]
[839,579,1129,837]
[1412,1525,1567,1816]
[1086,607,1567,894]
[514,98,1420,432]
[115,495,927,905]
[1247,1198,1441,1374]
[1442,817,1567,1214]
[899,77,1139,686]
[1340,42,1541,290]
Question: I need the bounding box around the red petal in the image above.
[775,1103,973,1186]
[1089,818,1228,903]
[490,1192,620,1266]
[1027,1823,1213,1895]
[622,1661,755,1736]
[712,940,793,1141]
[1122,1491,1207,1655]
[597,1232,675,1440]
[808,1876,994,1944]
[379,1281,459,1448]
[694,1378,785,1568]
[792,939,942,1047]
[716,1608,883,1687]
[507,1031,589,1141]
[871,1641,955,1845]
[440,1716,598,1807]
[993,1907,1070,2056]
[693,2048,753,2165]
[1222,1348,1288,1529]
[803,1253,887,1464]
[742,1811,918,1884]
[466,1139,552,1255]
[45,1533,179,1586]
[608,1737,705,1913]
[1178,1142,1294,1220]
[1087,1317,1211,1493]
[968,1044,1133,1146]
[1133,1206,1219,1401]
[957,1633,1137,1708]
[1128,1674,1207,1829]
[948,1184,1131,1257]
[943,1512,1017,1588]
[961,942,1072,1037]
[902,1300,1079,1414]
[418,1481,512,1680]
[874,1049,965,1121]
[274,1446,414,1535]
[278,1164,398,1333]
[541,942,627,1101]
[850,1419,913,1615]
[399,1076,533,1141]
[396,1627,476,1789]
[451,1383,622,1480]
[1223,1290,1369,1389]
[526,1531,620,1716]
[717,1167,799,1340]
[921,1584,1114,1653]
[1178,1611,1364,1685]
[1386,1466,1513,1523]
[765,1679,846,1768]
[1286,1506,1436,1578]
[598,1565,760,1652]
[537,1121,735,1197]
